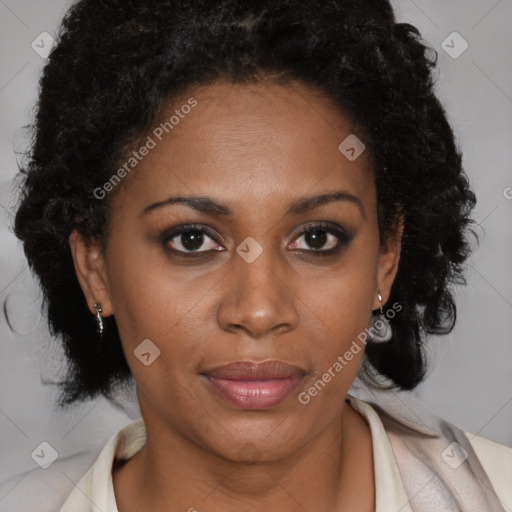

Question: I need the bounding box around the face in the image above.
[70,79,402,462]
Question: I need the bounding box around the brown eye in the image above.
[298,227,332,250]
[161,225,223,254]
[289,222,352,255]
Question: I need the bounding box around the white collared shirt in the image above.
[57,396,512,512]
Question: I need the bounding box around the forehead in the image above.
[111,79,375,218]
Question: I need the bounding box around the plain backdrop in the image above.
[1,0,511,507]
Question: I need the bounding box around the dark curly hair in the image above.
[12,0,478,407]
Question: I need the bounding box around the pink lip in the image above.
[202,360,306,410]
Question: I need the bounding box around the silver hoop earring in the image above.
[94,303,104,336]
[368,291,392,343]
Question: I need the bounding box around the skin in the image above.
[69,78,403,512]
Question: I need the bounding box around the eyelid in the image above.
[292,220,349,240]
[294,220,343,235]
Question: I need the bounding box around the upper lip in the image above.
[203,360,307,380]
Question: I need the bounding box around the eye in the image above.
[160,221,352,257]
[161,224,224,254]
[289,222,351,255]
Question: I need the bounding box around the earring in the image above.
[94,303,104,336]
[368,291,392,343]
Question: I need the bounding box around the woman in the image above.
[12,0,511,510]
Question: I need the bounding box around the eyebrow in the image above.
[141,190,364,218]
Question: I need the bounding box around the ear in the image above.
[68,229,113,317]
[373,213,404,310]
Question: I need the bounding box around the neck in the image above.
[113,400,374,512]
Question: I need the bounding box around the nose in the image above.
[216,245,299,339]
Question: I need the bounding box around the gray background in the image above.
[1,0,511,505]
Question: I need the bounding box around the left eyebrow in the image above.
[285,190,365,218]
[141,190,364,218]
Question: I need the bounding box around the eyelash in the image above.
[160,222,352,258]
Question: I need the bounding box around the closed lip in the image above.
[202,359,307,380]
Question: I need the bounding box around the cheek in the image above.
[298,276,372,413]
[300,247,377,396]
[312,253,376,342]
[105,233,206,371]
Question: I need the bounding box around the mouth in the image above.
[201,360,306,410]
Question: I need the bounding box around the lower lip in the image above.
[205,375,303,409]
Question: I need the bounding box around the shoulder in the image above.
[0,450,97,512]
[59,417,146,512]
[58,465,95,512]
[0,418,147,512]
[347,391,512,509]
[464,430,512,511]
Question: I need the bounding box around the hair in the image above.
[12,0,478,407]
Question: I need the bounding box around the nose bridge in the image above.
[216,238,299,337]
